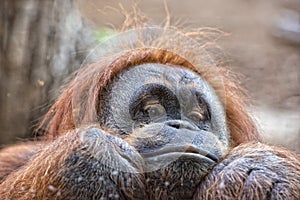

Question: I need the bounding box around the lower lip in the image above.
[141,152,216,172]
[140,145,219,162]
[143,151,216,162]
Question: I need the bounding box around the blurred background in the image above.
[0,0,299,152]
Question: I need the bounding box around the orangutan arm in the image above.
[0,128,145,200]
[0,142,44,184]
[195,142,300,200]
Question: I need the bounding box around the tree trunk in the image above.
[0,0,94,145]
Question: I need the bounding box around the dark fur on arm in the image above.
[0,128,145,200]
[195,143,300,200]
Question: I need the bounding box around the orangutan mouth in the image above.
[140,144,219,163]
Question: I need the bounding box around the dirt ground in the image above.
[79,0,300,152]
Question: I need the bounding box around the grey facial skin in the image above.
[98,63,229,199]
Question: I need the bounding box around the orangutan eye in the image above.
[129,83,181,124]
[143,101,166,119]
[188,110,205,123]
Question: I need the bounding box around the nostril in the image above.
[166,121,181,129]
[170,123,180,129]
[166,120,198,131]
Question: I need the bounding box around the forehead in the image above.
[115,63,205,89]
